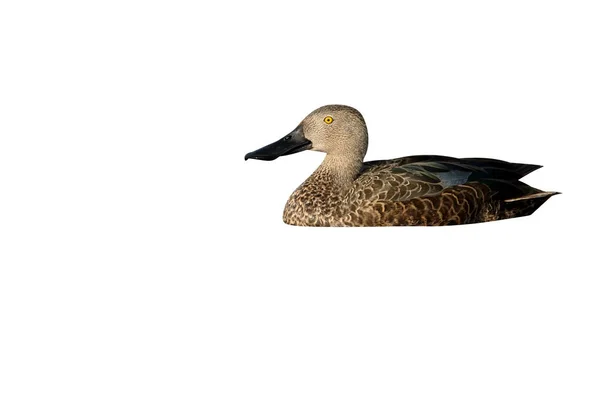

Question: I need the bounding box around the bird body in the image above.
[245,105,557,227]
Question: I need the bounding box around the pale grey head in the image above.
[245,105,368,162]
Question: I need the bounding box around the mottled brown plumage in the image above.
[245,105,558,226]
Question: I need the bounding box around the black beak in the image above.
[245,125,312,161]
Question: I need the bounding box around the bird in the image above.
[244,105,558,226]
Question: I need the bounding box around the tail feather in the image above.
[504,191,561,203]
[478,179,543,201]
[473,178,559,221]
[501,191,559,219]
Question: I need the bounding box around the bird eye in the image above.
[324,116,334,124]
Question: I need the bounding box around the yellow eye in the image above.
[324,116,334,124]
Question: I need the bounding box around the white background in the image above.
[1,1,599,399]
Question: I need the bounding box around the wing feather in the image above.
[353,155,542,202]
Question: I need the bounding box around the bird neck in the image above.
[319,154,363,184]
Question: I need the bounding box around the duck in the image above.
[244,105,558,227]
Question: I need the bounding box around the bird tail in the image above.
[476,178,559,220]
[502,190,560,218]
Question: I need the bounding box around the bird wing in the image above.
[352,155,542,202]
